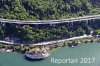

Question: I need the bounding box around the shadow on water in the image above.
[24,56,44,62]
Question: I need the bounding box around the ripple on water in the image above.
[0,42,100,66]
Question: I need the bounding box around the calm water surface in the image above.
[0,42,100,66]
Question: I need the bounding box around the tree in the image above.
[16,25,34,42]
[76,27,85,36]
[0,0,99,20]
[0,26,5,38]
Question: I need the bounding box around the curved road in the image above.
[0,35,93,45]
[0,14,100,24]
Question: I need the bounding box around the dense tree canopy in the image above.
[0,0,100,20]
[0,0,100,43]
[0,24,86,42]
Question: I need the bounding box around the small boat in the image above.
[71,45,74,48]
[25,48,50,60]
[78,41,81,44]
[6,49,13,52]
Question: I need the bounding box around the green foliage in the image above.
[0,0,99,42]
[16,25,34,41]
[95,29,100,34]
[0,0,100,20]
[0,24,85,42]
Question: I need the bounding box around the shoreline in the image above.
[0,35,99,53]
[0,35,93,46]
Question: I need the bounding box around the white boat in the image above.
[71,45,74,48]
[6,49,13,52]
[25,48,50,60]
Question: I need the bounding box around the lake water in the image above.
[0,42,100,66]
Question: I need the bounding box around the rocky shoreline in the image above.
[0,35,100,54]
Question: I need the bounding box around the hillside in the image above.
[0,0,100,20]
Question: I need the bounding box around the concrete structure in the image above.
[0,14,99,45]
[0,14,100,24]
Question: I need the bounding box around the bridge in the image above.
[0,14,100,24]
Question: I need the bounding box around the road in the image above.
[0,14,100,24]
[0,35,93,46]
